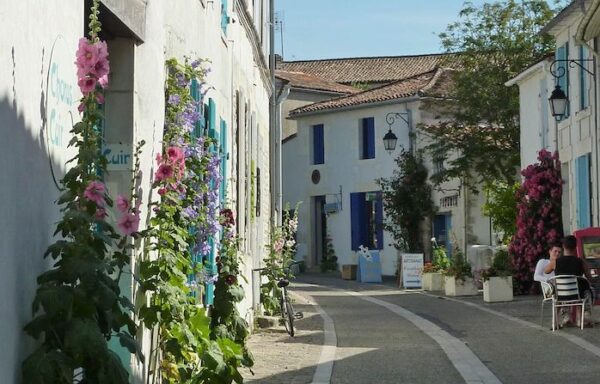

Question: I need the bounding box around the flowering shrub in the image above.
[509,149,563,293]
[422,262,439,274]
[430,238,450,271]
[260,205,300,315]
[22,2,142,382]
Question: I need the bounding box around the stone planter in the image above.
[483,276,513,303]
[422,272,444,291]
[444,276,478,296]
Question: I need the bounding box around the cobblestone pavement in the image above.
[241,291,323,384]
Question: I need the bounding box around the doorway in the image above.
[433,214,452,257]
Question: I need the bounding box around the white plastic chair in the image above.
[549,275,592,331]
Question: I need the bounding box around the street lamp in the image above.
[548,58,595,120]
[383,111,409,153]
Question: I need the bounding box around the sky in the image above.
[275,0,488,61]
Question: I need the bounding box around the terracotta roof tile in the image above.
[278,54,453,84]
[289,69,453,117]
[275,70,360,94]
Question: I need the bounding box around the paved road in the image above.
[243,274,600,384]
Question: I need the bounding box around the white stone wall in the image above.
[0,1,83,381]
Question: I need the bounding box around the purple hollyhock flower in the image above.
[168,94,180,105]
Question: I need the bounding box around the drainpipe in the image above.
[269,0,277,226]
[276,84,291,226]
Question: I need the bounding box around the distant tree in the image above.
[421,0,564,190]
[376,150,436,252]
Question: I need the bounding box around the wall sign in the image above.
[103,143,133,171]
[45,35,79,189]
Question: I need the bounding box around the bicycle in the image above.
[254,260,303,336]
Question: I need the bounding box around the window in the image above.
[433,157,445,175]
[350,192,383,250]
[580,45,589,110]
[359,117,375,159]
[576,154,592,229]
[312,124,324,165]
[556,42,569,119]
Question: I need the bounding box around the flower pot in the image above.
[444,276,478,296]
[483,276,513,303]
[422,272,444,291]
[341,264,357,280]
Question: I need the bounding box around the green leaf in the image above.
[118,331,145,363]
[22,348,76,384]
[96,350,130,384]
[63,318,108,360]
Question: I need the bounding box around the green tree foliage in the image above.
[482,181,520,244]
[376,150,436,252]
[421,0,564,189]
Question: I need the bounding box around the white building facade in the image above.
[509,1,599,234]
[282,65,493,276]
[0,0,272,381]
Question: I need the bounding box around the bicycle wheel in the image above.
[281,291,295,337]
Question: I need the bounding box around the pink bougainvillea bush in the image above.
[509,149,563,293]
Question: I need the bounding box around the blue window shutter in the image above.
[313,124,324,164]
[208,98,217,138]
[580,45,588,110]
[576,154,591,228]
[556,43,569,118]
[351,193,362,250]
[375,192,383,249]
[366,118,375,159]
[221,0,229,34]
[220,119,227,201]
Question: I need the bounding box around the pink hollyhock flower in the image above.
[95,92,105,104]
[95,208,108,220]
[155,153,162,165]
[77,103,85,113]
[98,74,109,89]
[78,77,97,95]
[117,212,140,236]
[92,57,110,79]
[116,194,130,213]
[154,163,174,182]
[76,38,99,70]
[166,146,184,163]
[84,180,106,206]
[157,187,167,196]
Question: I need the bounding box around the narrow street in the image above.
[244,274,600,384]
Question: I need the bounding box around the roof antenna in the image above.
[275,11,284,59]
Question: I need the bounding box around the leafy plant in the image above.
[443,247,472,282]
[22,3,142,382]
[430,238,450,271]
[376,149,436,252]
[482,181,520,244]
[481,248,513,281]
[320,233,338,272]
[260,205,299,315]
[509,149,563,293]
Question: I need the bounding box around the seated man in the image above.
[534,243,560,283]
[550,235,594,326]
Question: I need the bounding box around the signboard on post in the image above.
[400,253,424,288]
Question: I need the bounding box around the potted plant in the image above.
[422,238,450,290]
[481,248,513,302]
[443,248,478,296]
